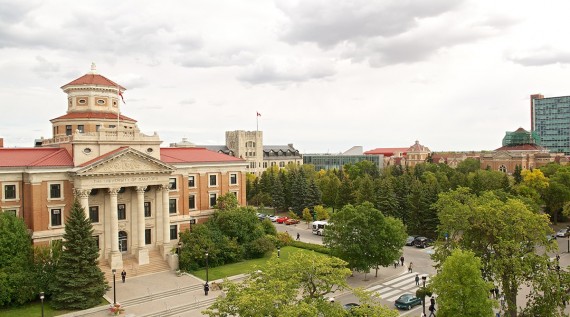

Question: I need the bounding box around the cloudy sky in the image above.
[1,0,569,153]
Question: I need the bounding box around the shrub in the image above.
[290,241,330,254]
[245,235,275,258]
[261,219,277,235]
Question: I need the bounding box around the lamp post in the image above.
[277,246,281,258]
[567,234,569,253]
[189,218,196,232]
[204,252,210,296]
[39,292,44,317]
[112,269,117,305]
[422,276,427,315]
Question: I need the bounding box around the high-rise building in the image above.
[531,94,570,154]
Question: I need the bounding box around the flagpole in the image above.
[256,114,258,132]
[117,87,120,133]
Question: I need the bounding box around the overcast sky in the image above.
[1,0,569,153]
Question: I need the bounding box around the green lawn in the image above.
[0,298,107,317]
[191,246,326,281]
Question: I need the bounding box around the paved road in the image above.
[274,220,323,244]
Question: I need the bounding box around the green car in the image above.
[395,294,422,310]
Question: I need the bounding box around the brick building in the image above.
[0,64,247,270]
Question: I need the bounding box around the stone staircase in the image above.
[99,250,171,283]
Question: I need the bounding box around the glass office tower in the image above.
[531,94,570,154]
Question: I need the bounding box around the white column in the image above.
[108,187,123,269]
[136,186,149,265]
[161,184,171,257]
[74,188,90,218]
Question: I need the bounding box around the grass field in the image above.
[191,245,327,281]
[0,298,107,317]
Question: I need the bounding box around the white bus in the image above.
[312,221,328,236]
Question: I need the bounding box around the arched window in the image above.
[499,165,507,173]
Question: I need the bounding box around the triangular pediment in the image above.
[75,148,174,176]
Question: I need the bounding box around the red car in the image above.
[285,218,300,225]
[276,216,289,224]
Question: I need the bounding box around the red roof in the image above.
[0,148,73,167]
[160,148,245,163]
[494,144,546,151]
[51,112,137,122]
[62,73,126,90]
[364,148,408,157]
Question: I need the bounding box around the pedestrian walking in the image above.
[400,256,405,266]
[415,274,420,286]
[428,304,435,316]
[494,286,500,299]
[408,262,413,273]
[557,254,561,262]
[490,287,496,299]
[121,269,126,283]
[430,296,435,307]
[204,283,210,296]
[296,233,300,241]
[394,260,398,268]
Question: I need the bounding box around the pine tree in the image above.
[374,178,399,218]
[50,199,107,309]
[306,179,322,210]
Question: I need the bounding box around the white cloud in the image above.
[238,56,336,85]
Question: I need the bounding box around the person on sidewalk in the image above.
[408,262,413,273]
[296,233,300,241]
[204,283,210,296]
[394,260,398,268]
[415,274,420,286]
[430,296,435,307]
[428,303,436,316]
[400,256,405,266]
[121,269,126,283]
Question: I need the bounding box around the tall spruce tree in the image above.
[50,199,107,309]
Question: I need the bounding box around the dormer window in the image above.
[78,98,87,105]
[97,99,106,105]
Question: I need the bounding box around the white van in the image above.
[312,221,328,236]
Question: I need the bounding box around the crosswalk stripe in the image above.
[377,289,401,299]
[375,286,395,295]
[367,284,384,292]
[384,273,415,285]
[391,278,416,288]
[402,284,418,290]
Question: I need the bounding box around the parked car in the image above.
[269,215,279,222]
[285,218,300,225]
[406,235,419,246]
[556,228,569,238]
[547,233,557,242]
[343,303,360,312]
[394,294,422,310]
[414,237,431,248]
[276,216,289,224]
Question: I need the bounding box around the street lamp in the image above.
[112,269,117,305]
[277,246,281,258]
[421,276,427,315]
[189,218,196,232]
[39,292,44,317]
[204,252,210,296]
[567,234,569,253]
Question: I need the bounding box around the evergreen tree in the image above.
[337,178,355,208]
[0,213,35,306]
[50,199,107,309]
[271,176,286,212]
[290,170,309,213]
[374,178,399,218]
[513,165,523,184]
[279,170,292,210]
[355,174,375,204]
[306,179,322,210]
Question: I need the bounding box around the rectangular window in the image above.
[209,174,217,186]
[169,178,177,190]
[263,162,268,168]
[189,195,196,209]
[118,204,126,220]
[169,199,177,214]
[170,225,178,240]
[66,125,72,136]
[51,209,62,226]
[188,175,195,188]
[230,173,238,185]
[89,206,99,223]
[144,202,151,217]
[49,184,62,199]
[209,193,217,208]
[145,229,152,245]
[93,236,100,249]
[3,209,16,217]
[4,184,16,199]
[77,125,84,133]
[96,125,101,132]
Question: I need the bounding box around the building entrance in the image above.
[118,231,128,253]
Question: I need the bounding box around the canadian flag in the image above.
[256,112,261,117]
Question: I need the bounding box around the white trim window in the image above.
[2,183,18,201]
[188,175,196,188]
[49,208,63,228]
[189,194,196,210]
[208,174,218,187]
[48,182,64,200]
[169,178,178,191]
[2,208,18,217]
[169,198,177,214]
[209,193,217,208]
[229,173,238,186]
